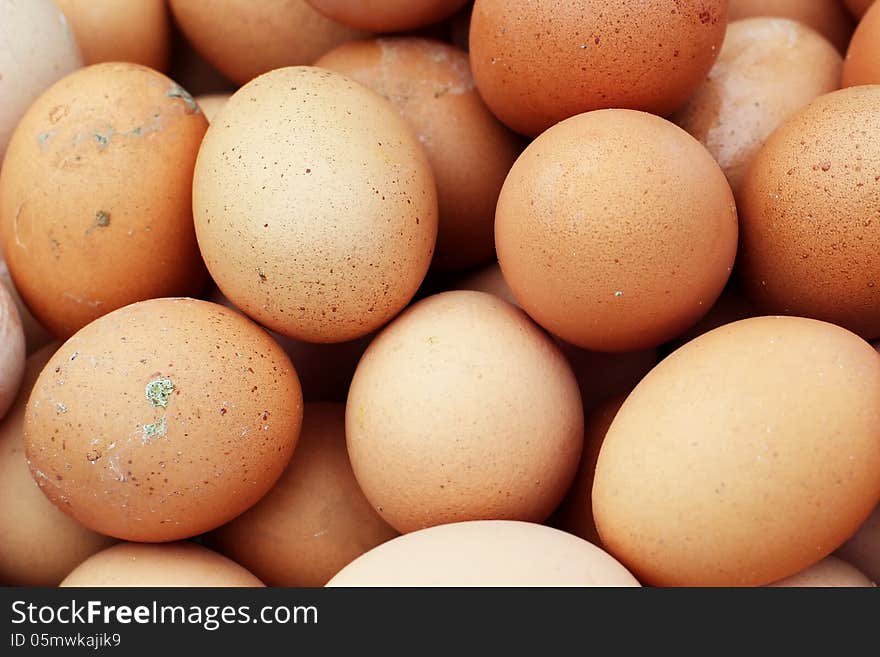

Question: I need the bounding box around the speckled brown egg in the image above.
[469,0,728,136]
[0,63,208,339]
[836,504,880,583]
[673,18,842,197]
[24,297,303,542]
[307,0,469,32]
[0,282,24,421]
[728,0,854,52]
[168,0,366,85]
[316,37,521,272]
[327,520,639,586]
[54,0,170,70]
[194,66,438,344]
[195,93,230,123]
[0,344,116,586]
[738,86,880,338]
[0,0,82,158]
[767,556,874,587]
[845,0,875,18]
[548,395,625,546]
[496,109,738,353]
[60,542,264,586]
[207,403,397,586]
[593,316,880,587]
[0,257,53,355]
[346,290,583,533]
[843,1,880,87]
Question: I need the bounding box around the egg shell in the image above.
[845,0,876,18]
[168,0,366,85]
[307,0,469,32]
[0,63,208,339]
[593,316,880,587]
[0,344,115,586]
[0,282,24,420]
[60,542,264,587]
[193,66,438,344]
[843,1,880,87]
[495,109,737,353]
[673,18,842,197]
[316,37,522,272]
[53,0,170,71]
[24,297,303,542]
[0,256,53,354]
[194,93,230,123]
[548,395,625,546]
[327,520,639,586]
[346,290,583,533]
[738,85,880,339]
[836,504,880,583]
[0,0,83,158]
[468,0,727,136]
[767,556,874,587]
[727,0,854,52]
[207,403,397,586]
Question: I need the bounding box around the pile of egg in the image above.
[1,0,879,588]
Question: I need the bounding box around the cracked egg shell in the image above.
[0,62,208,339]
[23,297,303,543]
[193,66,438,344]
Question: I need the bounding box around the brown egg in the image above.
[843,1,880,87]
[207,403,397,586]
[24,297,303,542]
[767,556,874,587]
[673,18,842,197]
[54,0,170,70]
[836,505,880,583]
[194,93,230,123]
[307,0,469,32]
[738,86,880,339]
[548,395,625,546]
[327,520,639,586]
[346,290,583,533]
[194,66,438,344]
[727,0,854,52]
[454,262,656,407]
[316,38,521,272]
[594,316,880,587]
[60,542,264,587]
[469,0,727,136]
[0,344,115,586]
[845,0,876,18]
[496,110,737,353]
[0,0,82,158]
[168,0,366,85]
[0,283,24,421]
[0,257,53,355]
[0,63,208,339]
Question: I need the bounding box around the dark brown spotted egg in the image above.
[23,297,303,542]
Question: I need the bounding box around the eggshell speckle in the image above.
[727,0,854,52]
[0,344,116,586]
[0,63,208,339]
[469,0,728,136]
[673,18,842,197]
[168,0,366,85]
[327,520,639,586]
[495,109,737,352]
[843,1,880,87]
[53,0,171,71]
[0,282,25,420]
[593,316,880,586]
[60,542,264,587]
[767,556,874,587]
[316,37,521,272]
[0,0,83,158]
[193,66,438,344]
[207,403,397,586]
[24,297,303,542]
[346,290,583,533]
[739,86,880,339]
